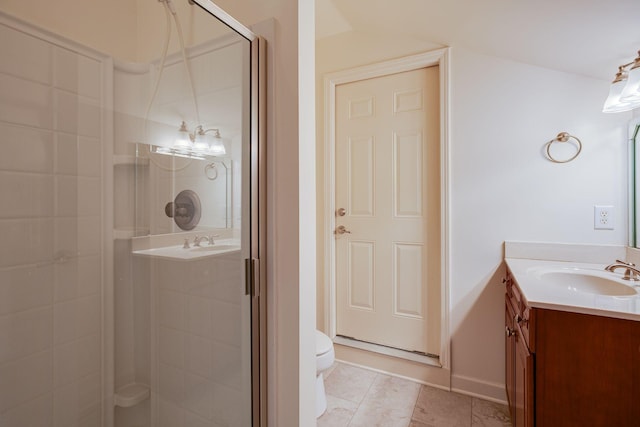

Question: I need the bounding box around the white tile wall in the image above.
[0,392,52,427]
[0,24,52,85]
[149,251,246,426]
[0,306,53,363]
[0,21,104,426]
[0,73,53,129]
[0,264,53,315]
[0,123,54,173]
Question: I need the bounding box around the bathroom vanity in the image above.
[504,257,640,427]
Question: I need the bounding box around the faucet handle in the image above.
[183,238,190,249]
[616,259,636,267]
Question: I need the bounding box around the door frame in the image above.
[323,48,451,370]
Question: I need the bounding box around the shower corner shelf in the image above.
[113,155,150,167]
[114,383,150,408]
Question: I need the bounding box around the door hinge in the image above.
[244,258,260,297]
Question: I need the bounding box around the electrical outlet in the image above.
[594,205,615,230]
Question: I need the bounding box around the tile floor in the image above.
[318,362,512,427]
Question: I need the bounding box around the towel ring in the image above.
[204,163,218,180]
[545,132,582,163]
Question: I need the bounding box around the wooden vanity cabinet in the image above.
[505,269,640,426]
[505,274,534,427]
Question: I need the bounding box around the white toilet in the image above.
[315,330,335,418]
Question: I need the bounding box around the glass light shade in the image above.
[193,133,209,152]
[207,134,226,156]
[174,122,192,148]
[620,66,640,102]
[603,79,637,113]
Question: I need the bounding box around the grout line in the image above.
[408,384,424,426]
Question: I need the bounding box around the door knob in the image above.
[335,225,351,235]
[336,208,346,217]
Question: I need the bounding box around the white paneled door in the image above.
[335,66,441,356]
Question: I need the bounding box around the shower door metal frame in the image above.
[192,1,267,425]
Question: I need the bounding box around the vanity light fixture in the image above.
[603,50,640,113]
[150,121,226,159]
[144,0,227,159]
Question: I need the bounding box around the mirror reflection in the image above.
[630,116,640,247]
[111,0,249,236]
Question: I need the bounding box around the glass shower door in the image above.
[0,1,263,426]
[125,1,262,426]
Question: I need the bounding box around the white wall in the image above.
[317,32,632,401]
[1,0,137,61]
[449,47,629,398]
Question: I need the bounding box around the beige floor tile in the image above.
[348,376,421,427]
[349,400,414,427]
[363,374,421,411]
[324,363,377,404]
[411,386,472,427]
[321,361,507,427]
[471,398,512,427]
[317,394,358,427]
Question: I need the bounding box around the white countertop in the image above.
[132,238,241,261]
[505,258,640,321]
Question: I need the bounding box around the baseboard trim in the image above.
[450,373,507,405]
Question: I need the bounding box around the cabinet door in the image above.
[505,298,516,419]
[514,323,533,427]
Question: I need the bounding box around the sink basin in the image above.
[132,239,241,260]
[536,270,637,296]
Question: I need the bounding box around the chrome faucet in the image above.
[604,259,640,281]
[193,234,220,246]
[193,235,208,247]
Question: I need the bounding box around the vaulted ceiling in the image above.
[316,0,640,81]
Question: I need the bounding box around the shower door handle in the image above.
[245,258,260,297]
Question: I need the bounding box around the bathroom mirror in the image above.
[120,0,250,237]
[630,116,640,247]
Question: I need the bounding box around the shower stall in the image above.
[0,1,264,426]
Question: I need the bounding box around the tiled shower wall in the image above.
[150,252,249,426]
[0,19,106,427]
